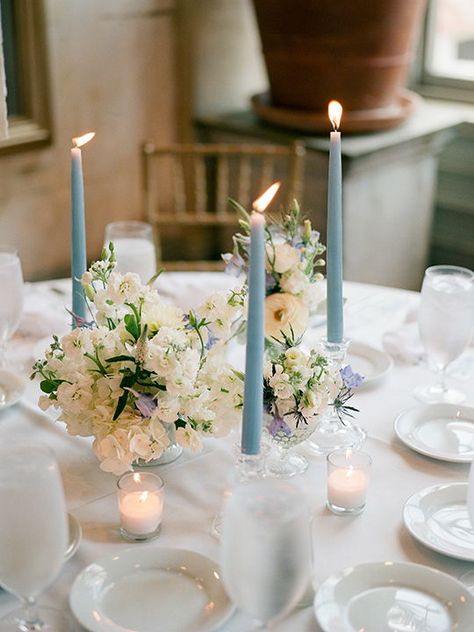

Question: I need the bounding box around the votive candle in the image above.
[118,472,164,540]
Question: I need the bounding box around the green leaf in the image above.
[106,355,135,363]
[124,313,139,341]
[39,379,59,394]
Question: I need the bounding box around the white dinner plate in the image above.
[0,369,26,410]
[394,404,474,463]
[314,560,474,632]
[65,513,82,561]
[403,482,474,562]
[346,341,393,386]
[70,547,234,632]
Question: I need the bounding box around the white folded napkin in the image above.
[382,309,424,365]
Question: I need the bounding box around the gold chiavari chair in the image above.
[141,141,306,270]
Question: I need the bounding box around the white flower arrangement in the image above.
[32,245,246,475]
[223,200,326,342]
[264,343,364,446]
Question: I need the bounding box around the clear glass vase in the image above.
[133,423,183,467]
[306,338,367,455]
[264,413,318,478]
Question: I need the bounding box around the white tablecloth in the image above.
[1,273,473,631]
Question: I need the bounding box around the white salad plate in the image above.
[69,547,234,632]
[65,513,82,561]
[314,560,474,632]
[403,482,474,562]
[346,341,393,386]
[394,404,474,462]
[0,369,26,410]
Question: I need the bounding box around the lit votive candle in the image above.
[117,472,164,541]
[327,449,372,515]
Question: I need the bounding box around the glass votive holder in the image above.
[117,472,164,541]
[326,449,372,516]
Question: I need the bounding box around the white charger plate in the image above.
[314,560,474,632]
[403,482,474,562]
[70,547,234,632]
[346,341,393,386]
[394,404,474,463]
[0,369,26,410]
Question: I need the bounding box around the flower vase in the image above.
[134,424,183,468]
[307,338,367,454]
[264,413,318,478]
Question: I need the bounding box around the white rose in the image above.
[280,266,308,296]
[266,243,301,274]
[265,293,309,342]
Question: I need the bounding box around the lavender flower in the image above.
[340,365,364,389]
[268,415,292,438]
[134,393,157,418]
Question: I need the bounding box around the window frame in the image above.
[414,0,474,103]
[0,0,52,155]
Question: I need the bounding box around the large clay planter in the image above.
[251,0,427,131]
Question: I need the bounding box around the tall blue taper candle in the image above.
[241,183,280,455]
[241,210,265,455]
[326,101,344,343]
[70,133,94,326]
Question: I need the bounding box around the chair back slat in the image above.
[141,141,306,268]
[216,155,230,215]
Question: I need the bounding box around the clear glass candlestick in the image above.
[307,338,367,454]
[326,449,372,515]
[117,472,164,541]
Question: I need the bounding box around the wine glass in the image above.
[415,265,474,404]
[0,445,70,631]
[104,220,157,283]
[0,246,23,368]
[220,479,312,628]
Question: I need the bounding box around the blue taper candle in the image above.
[241,182,280,455]
[326,101,344,343]
[70,132,95,326]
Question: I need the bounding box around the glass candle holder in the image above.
[117,472,164,541]
[104,220,157,283]
[326,449,371,515]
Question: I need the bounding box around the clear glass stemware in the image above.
[104,220,157,283]
[0,445,70,631]
[0,246,23,368]
[220,479,312,629]
[415,265,474,404]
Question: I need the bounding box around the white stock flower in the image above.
[175,426,203,453]
[268,365,293,400]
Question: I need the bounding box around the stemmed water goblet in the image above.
[415,265,474,404]
[0,445,70,631]
[0,246,23,368]
[104,221,157,283]
[220,479,312,629]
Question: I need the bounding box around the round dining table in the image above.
[1,272,473,631]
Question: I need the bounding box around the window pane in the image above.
[426,0,474,80]
[1,0,24,116]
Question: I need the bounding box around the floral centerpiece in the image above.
[263,333,364,476]
[32,246,246,475]
[223,199,326,342]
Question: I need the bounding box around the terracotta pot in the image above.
[252,0,427,113]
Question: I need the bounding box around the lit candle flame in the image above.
[138,491,149,503]
[133,473,141,483]
[345,465,354,479]
[72,132,96,148]
[345,448,352,460]
[328,101,343,130]
[253,182,280,213]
